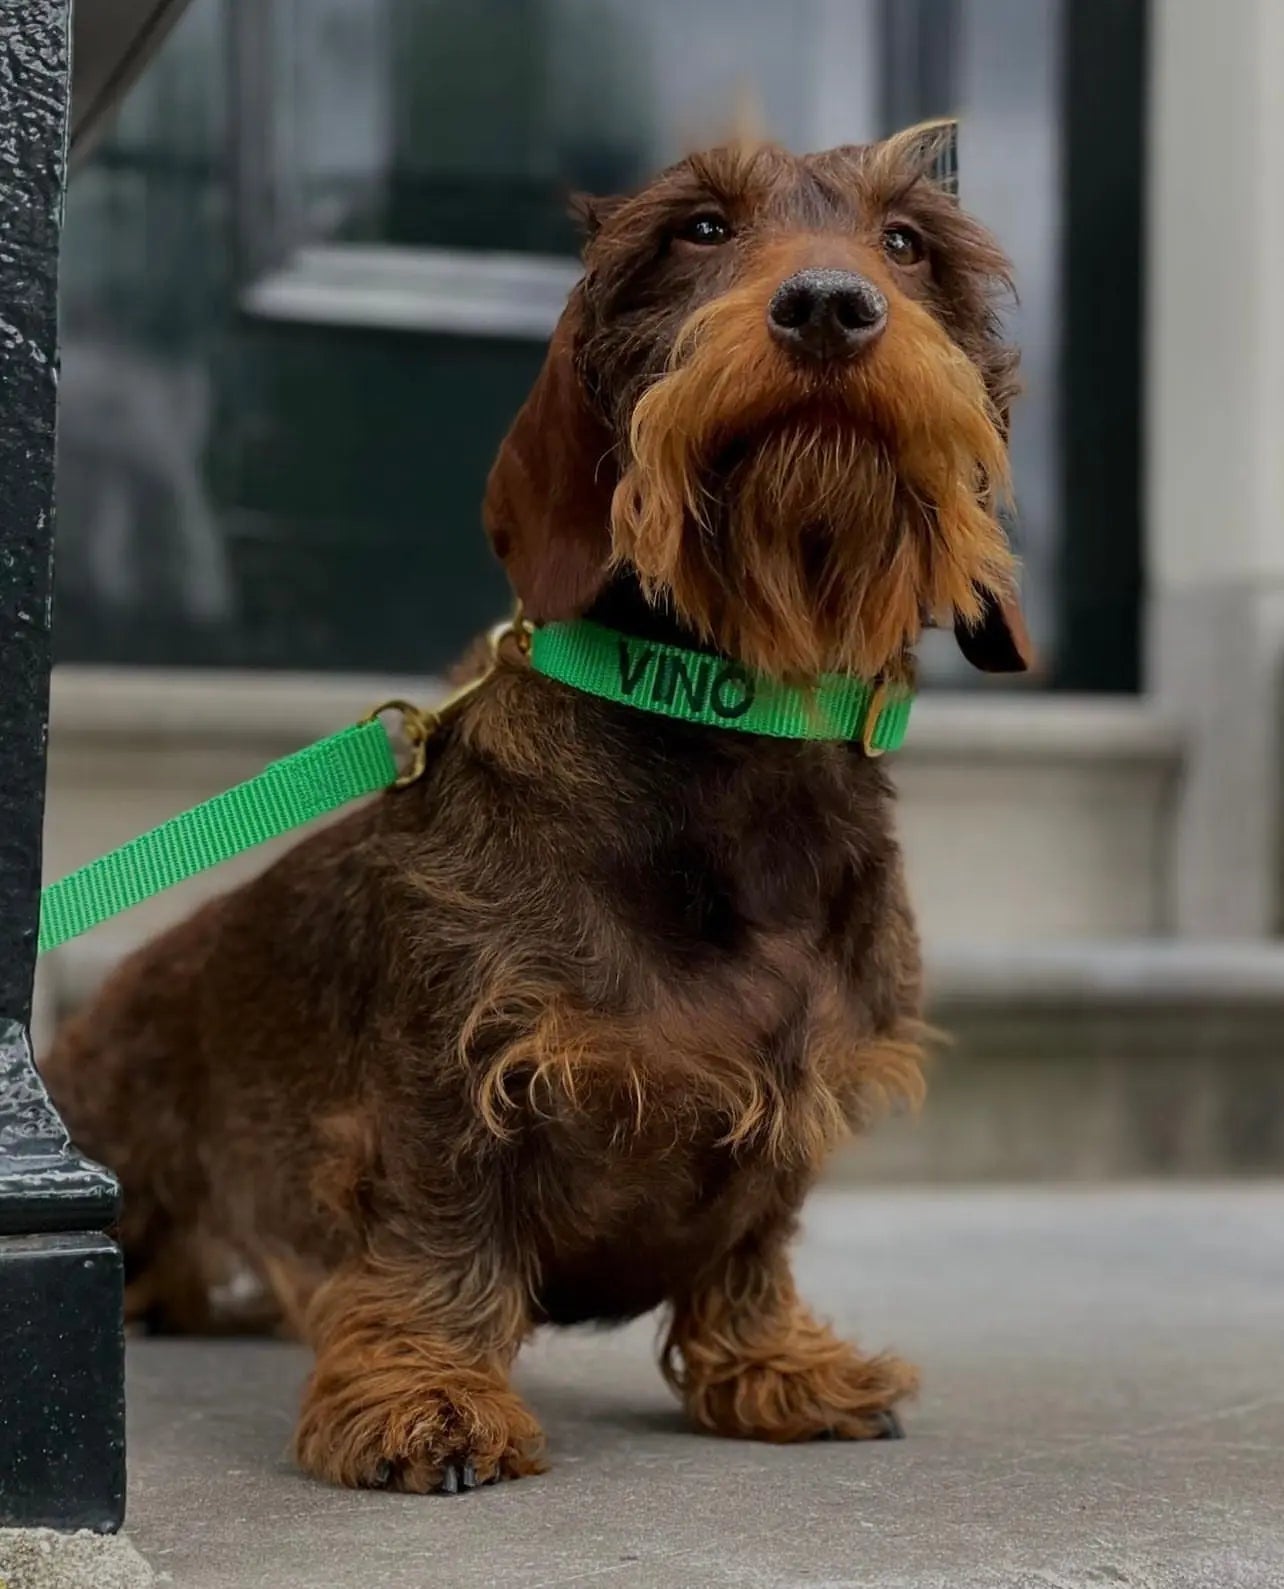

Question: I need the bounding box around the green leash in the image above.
[38,618,913,955]
[38,717,403,955]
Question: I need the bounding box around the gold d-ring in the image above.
[362,698,437,787]
[495,602,532,657]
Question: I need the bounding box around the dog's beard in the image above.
[610,266,1015,681]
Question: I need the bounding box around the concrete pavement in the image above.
[119,1186,1284,1589]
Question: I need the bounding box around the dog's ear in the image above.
[883,117,960,198]
[483,289,618,621]
[954,588,1034,673]
[955,405,1033,672]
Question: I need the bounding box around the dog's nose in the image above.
[767,269,888,361]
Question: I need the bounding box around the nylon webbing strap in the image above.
[38,719,398,954]
[529,620,914,749]
[37,622,912,956]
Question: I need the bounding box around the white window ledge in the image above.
[241,244,582,340]
[49,664,1183,766]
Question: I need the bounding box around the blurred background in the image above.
[41,0,1284,1180]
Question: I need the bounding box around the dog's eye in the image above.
[882,223,925,265]
[676,212,732,246]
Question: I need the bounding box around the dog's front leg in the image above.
[662,1224,918,1442]
[293,1240,543,1493]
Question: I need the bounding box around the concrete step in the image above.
[840,941,1284,1181]
[38,1185,1284,1589]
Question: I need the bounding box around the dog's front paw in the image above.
[295,1366,546,1493]
[684,1339,918,1444]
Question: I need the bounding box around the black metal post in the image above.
[0,0,126,1533]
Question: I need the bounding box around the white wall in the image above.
[1146,0,1284,935]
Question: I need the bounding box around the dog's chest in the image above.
[586,728,897,968]
[514,962,859,1326]
[451,716,908,1324]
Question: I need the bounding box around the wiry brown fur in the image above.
[42,128,1026,1493]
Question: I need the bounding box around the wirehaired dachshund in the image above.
[43,122,1030,1492]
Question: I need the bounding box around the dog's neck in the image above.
[584,569,920,685]
[586,569,726,657]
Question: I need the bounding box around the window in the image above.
[232,0,893,356]
[55,0,1144,688]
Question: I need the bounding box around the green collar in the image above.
[528,620,913,753]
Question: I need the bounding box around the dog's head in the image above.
[485,125,1031,681]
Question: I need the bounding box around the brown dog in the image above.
[42,124,1029,1493]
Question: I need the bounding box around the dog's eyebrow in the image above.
[801,161,852,210]
[681,145,770,206]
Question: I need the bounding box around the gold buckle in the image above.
[860,681,889,759]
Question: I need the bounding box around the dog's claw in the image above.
[814,1409,904,1442]
[368,1455,494,1493]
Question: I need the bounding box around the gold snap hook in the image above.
[363,607,529,790]
[362,698,437,787]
